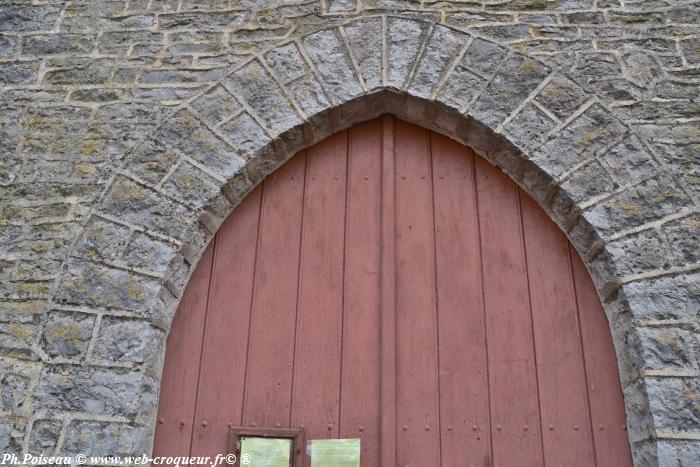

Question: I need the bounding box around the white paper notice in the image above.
[309,439,361,467]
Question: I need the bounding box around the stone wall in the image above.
[0,0,698,465]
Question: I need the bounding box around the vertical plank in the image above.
[242,154,307,429]
[379,115,397,467]
[339,120,382,465]
[475,157,543,466]
[189,188,262,455]
[152,242,214,457]
[394,120,441,467]
[290,131,348,439]
[520,192,596,466]
[571,248,634,467]
[431,135,491,466]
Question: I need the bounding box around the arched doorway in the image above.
[152,116,632,467]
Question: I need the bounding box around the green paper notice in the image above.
[309,439,361,467]
[240,437,292,467]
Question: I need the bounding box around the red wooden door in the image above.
[153,117,632,467]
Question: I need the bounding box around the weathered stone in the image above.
[303,28,363,102]
[646,377,700,431]
[157,109,244,178]
[286,75,330,117]
[41,310,95,358]
[0,4,60,32]
[409,25,467,99]
[28,419,62,456]
[0,60,39,84]
[34,366,156,417]
[125,138,179,185]
[560,160,615,202]
[636,327,700,372]
[535,74,587,120]
[663,215,699,267]
[622,273,700,321]
[264,43,308,83]
[344,18,382,90]
[1,373,29,411]
[76,219,130,261]
[22,34,94,56]
[439,66,485,109]
[94,317,162,364]
[158,11,245,29]
[387,18,427,89]
[601,229,669,277]
[190,84,240,125]
[229,60,302,133]
[503,104,556,150]
[63,421,148,456]
[657,440,700,467]
[219,112,269,156]
[55,259,162,313]
[43,58,113,85]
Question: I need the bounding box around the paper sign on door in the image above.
[308,439,360,467]
[240,437,292,467]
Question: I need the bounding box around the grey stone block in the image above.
[41,310,96,359]
[94,316,162,364]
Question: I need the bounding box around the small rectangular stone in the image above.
[99,177,193,239]
[344,18,383,90]
[460,38,507,78]
[0,4,61,32]
[503,104,556,150]
[287,75,330,117]
[645,377,700,431]
[140,67,225,84]
[34,366,156,417]
[94,316,162,364]
[0,60,40,84]
[161,162,221,210]
[410,25,468,99]
[158,10,245,29]
[43,58,113,85]
[190,84,240,125]
[622,274,700,321]
[219,112,268,156]
[264,42,308,83]
[41,310,95,358]
[22,34,94,56]
[229,60,302,133]
[387,18,427,89]
[534,74,588,120]
[55,258,162,313]
[439,66,486,109]
[303,28,363,102]
[63,421,147,457]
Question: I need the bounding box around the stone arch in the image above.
[10,13,696,467]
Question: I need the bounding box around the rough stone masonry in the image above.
[0,0,698,465]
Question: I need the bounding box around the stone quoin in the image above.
[0,1,697,466]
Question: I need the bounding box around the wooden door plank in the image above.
[379,115,397,467]
[189,187,263,456]
[520,192,596,466]
[394,120,441,467]
[152,241,215,457]
[242,154,307,429]
[290,131,348,440]
[339,120,382,466]
[431,134,491,467]
[571,249,634,467]
[475,157,544,467]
